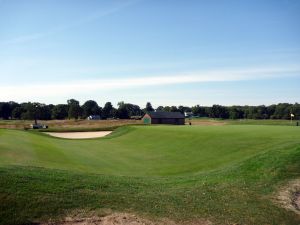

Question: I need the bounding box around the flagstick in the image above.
[290,113,294,124]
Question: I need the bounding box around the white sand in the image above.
[45,131,112,139]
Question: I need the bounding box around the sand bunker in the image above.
[41,213,211,225]
[276,179,300,215]
[45,131,112,139]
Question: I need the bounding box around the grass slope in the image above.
[1,125,300,176]
[0,125,300,224]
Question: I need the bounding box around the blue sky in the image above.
[0,0,300,107]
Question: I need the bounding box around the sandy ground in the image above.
[45,131,112,139]
[42,213,212,225]
[295,193,300,210]
[276,179,300,215]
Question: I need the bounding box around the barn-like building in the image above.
[142,112,185,125]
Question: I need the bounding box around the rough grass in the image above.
[0,125,300,224]
[1,118,299,131]
[0,119,142,130]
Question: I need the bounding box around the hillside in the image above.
[0,125,300,224]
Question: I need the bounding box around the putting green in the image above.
[1,125,299,176]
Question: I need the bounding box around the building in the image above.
[184,112,193,118]
[142,112,185,125]
[87,115,101,120]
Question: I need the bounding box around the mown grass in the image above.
[0,125,300,224]
[1,125,300,176]
[190,118,300,126]
[226,119,300,126]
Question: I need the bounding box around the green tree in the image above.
[170,106,178,112]
[156,106,164,111]
[0,102,11,119]
[67,99,82,120]
[145,102,154,112]
[52,104,68,120]
[178,105,192,114]
[210,105,229,119]
[191,105,207,117]
[35,104,52,120]
[116,102,142,119]
[102,102,115,119]
[273,103,292,119]
[267,104,276,119]
[163,106,171,112]
[291,103,300,120]
[12,106,24,119]
[229,106,244,119]
[116,104,129,119]
[82,100,101,118]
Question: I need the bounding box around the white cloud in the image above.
[1,66,299,102]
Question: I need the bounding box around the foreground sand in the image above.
[42,213,212,225]
[45,131,112,139]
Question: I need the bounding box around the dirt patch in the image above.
[276,179,300,215]
[41,213,212,225]
[293,192,300,210]
[45,131,112,139]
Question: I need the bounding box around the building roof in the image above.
[146,111,185,119]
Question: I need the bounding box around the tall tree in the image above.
[210,105,229,119]
[145,102,154,112]
[273,103,292,119]
[0,102,11,119]
[291,103,300,120]
[12,106,24,119]
[229,106,244,119]
[82,100,100,118]
[67,99,82,120]
[178,105,191,114]
[102,102,115,119]
[156,106,164,111]
[37,104,52,120]
[116,104,129,119]
[170,106,178,112]
[118,103,142,118]
[18,102,36,120]
[192,105,207,117]
[52,104,68,119]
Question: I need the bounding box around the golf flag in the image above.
[291,113,295,117]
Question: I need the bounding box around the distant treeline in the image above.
[0,100,299,120]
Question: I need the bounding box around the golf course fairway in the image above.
[0,125,300,224]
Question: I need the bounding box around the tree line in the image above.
[0,100,299,120]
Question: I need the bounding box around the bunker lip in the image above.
[45,131,112,139]
[40,212,212,225]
